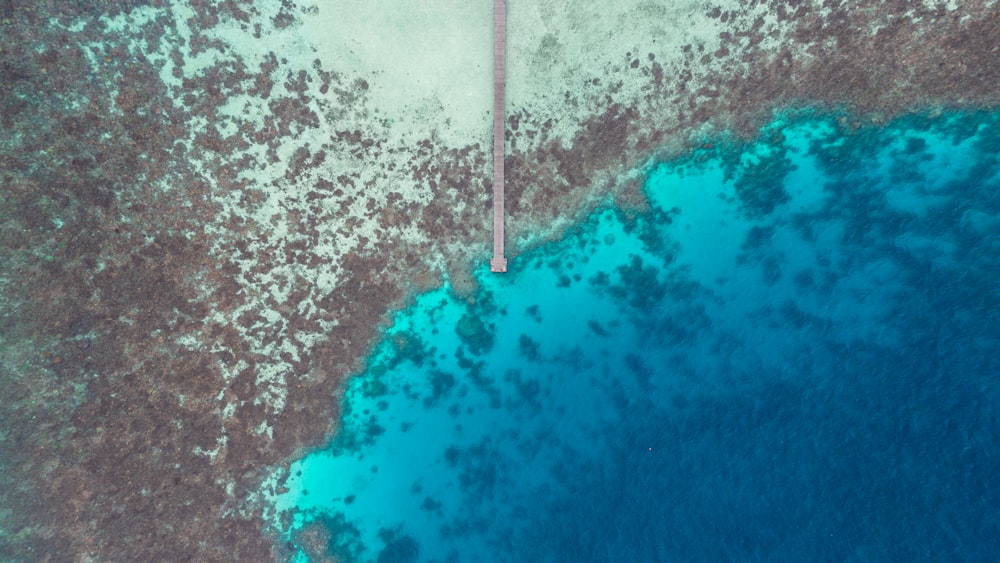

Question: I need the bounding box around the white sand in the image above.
[507,0,726,143]
[297,0,749,149]
[300,0,493,148]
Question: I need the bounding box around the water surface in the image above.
[271,111,1000,562]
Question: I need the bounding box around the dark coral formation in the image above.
[0,0,999,560]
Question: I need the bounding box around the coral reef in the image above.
[0,0,998,559]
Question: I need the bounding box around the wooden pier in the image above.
[490,0,508,273]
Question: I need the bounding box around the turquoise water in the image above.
[272,111,999,561]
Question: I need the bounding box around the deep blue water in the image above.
[271,111,1000,562]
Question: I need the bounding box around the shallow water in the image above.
[270,111,1000,561]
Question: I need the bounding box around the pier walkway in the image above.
[490,0,508,272]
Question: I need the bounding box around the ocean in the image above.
[5,0,1000,559]
[269,110,1000,561]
